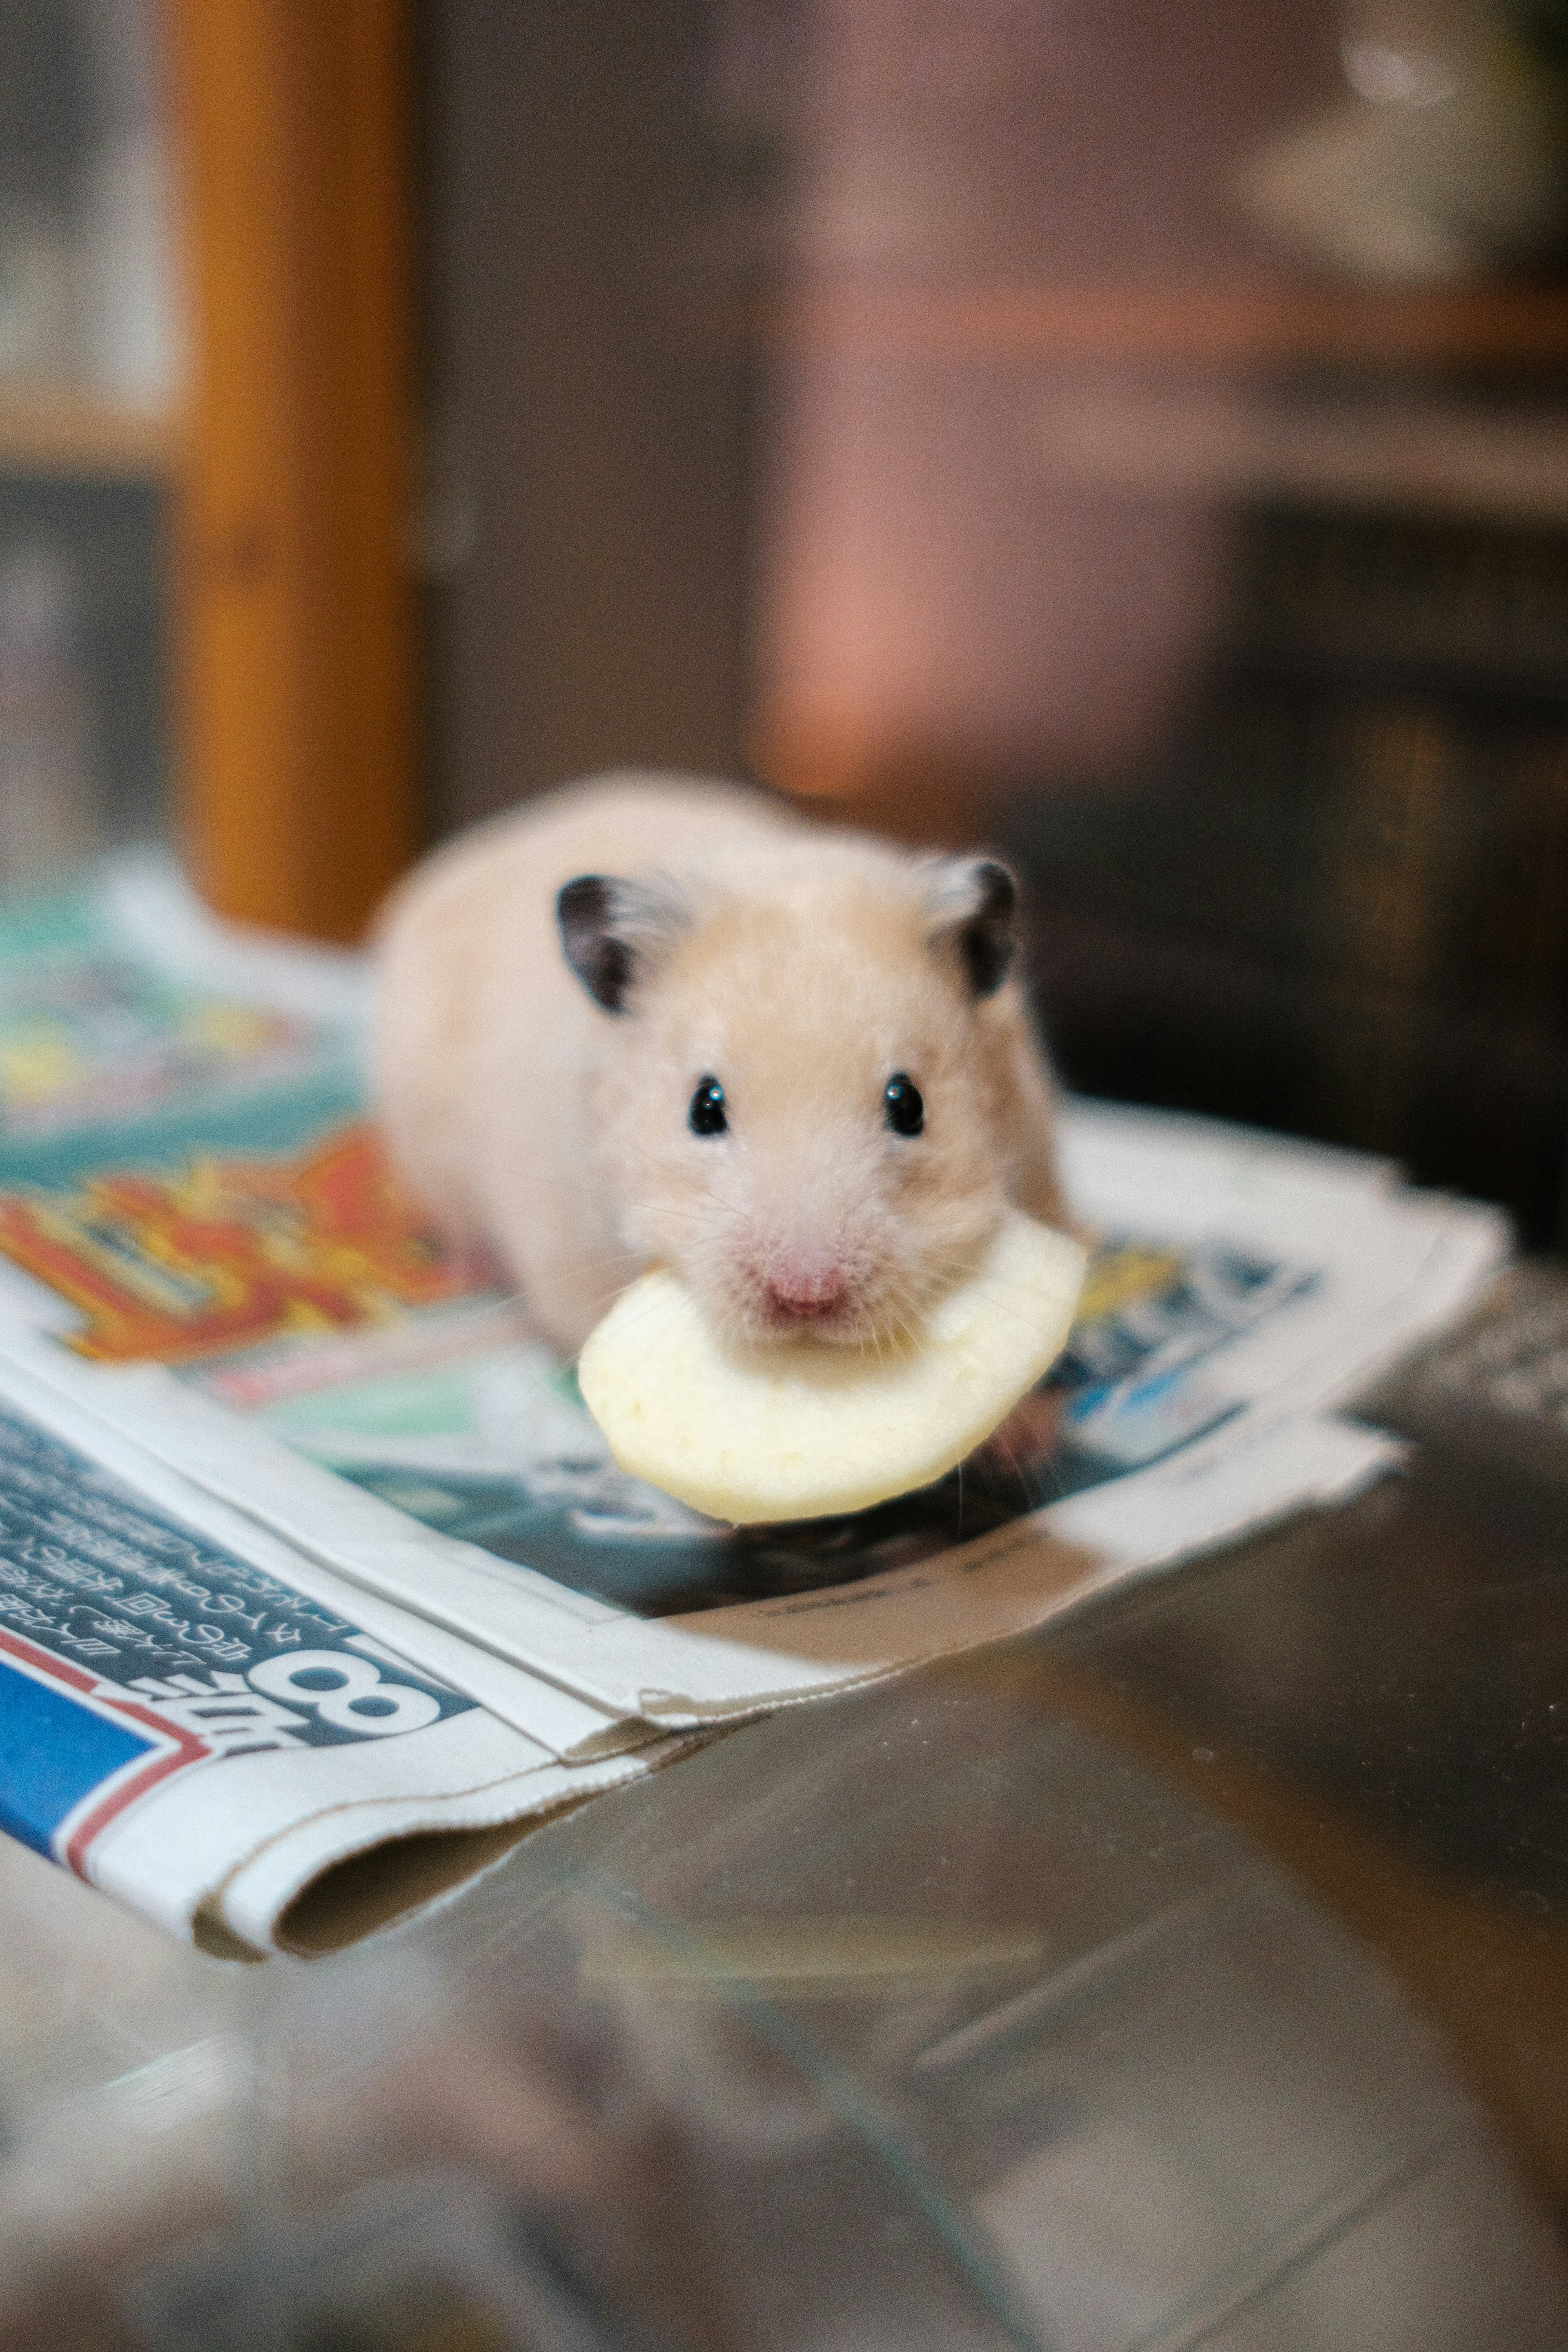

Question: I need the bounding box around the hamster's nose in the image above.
[766,1250,846,1320]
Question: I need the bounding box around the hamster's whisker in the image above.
[611,1138,748,1227]
[568,1278,696,1362]
[970,1286,1062,1340]
[457,1164,623,1207]
[479,1149,714,1235]
[987,1430,1033,1490]
[919,1263,1058,1343]
[564,1246,653,1283]
[614,1194,711,1231]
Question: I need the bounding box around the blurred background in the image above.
[9,0,1568,1236]
[3,13,1568,2347]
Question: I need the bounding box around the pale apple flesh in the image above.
[577,1212,1088,1526]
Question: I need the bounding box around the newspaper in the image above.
[0,1368,693,1956]
[0,855,1512,1952]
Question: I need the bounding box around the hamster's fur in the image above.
[372,772,1068,1357]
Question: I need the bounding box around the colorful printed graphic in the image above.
[0,1123,464,1363]
[0,956,307,1139]
[0,1401,473,1874]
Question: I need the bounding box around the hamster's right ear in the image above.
[923,856,1020,998]
[557,873,689,1013]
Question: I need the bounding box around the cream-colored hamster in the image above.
[372,771,1068,1357]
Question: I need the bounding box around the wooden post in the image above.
[166,0,419,940]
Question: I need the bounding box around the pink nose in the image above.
[766,1253,846,1320]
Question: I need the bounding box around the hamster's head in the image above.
[557,846,1035,1350]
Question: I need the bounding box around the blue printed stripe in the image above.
[0,1659,158,1857]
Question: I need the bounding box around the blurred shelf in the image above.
[0,386,180,483]
[1036,385,1568,524]
[706,279,1568,368]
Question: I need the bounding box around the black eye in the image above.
[688,1076,728,1136]
[884,1073,923,1136]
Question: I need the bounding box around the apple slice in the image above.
[577,1212,1087,1525]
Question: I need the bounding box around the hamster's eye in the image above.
[884,1073,924,1137]
[688,1076,728,1137]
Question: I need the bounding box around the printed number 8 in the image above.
[248,1650,441,1737]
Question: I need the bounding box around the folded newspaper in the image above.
[0,855,1510,1954]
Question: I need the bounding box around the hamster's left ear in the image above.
[557,872,689,1012]
[924,857,1019,998]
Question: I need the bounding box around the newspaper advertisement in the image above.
[0,855,1511,1942]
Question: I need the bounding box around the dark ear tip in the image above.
[557,873,633,1012]
[960,858,1019,998]
[557,873,609,925]
[974,859,1017,911]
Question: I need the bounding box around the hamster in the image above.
[371,771,1068,1359]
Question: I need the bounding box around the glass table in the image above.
[2,1270,1567,2350]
